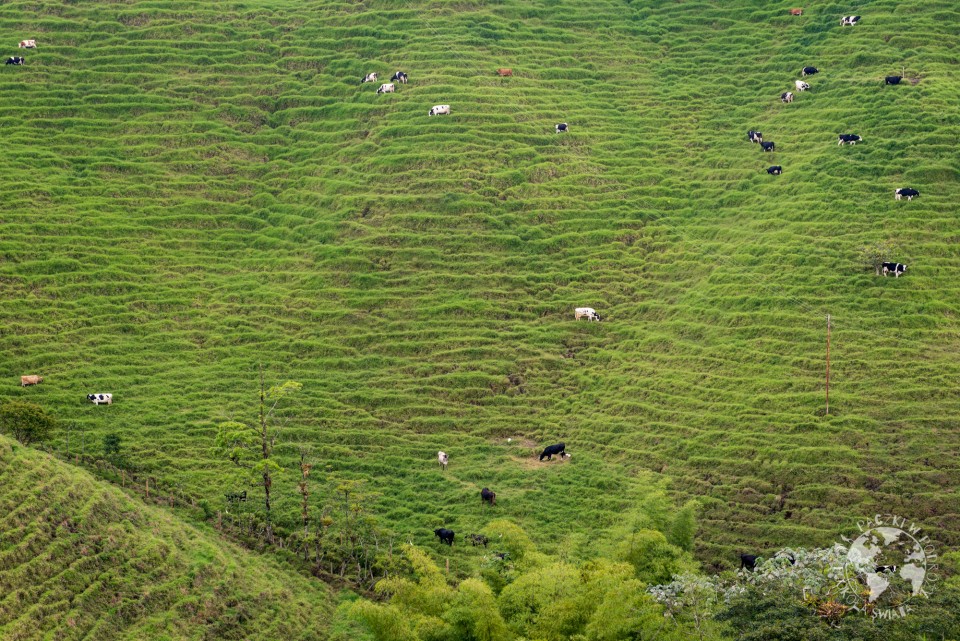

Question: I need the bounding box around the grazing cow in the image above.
[781,92,794,103]
[496,68,513,77]
[790,8,803,16]
[767,166,782,175]
[885,75,902,85]
[881,262,907,278]
[895,188,920,201]
[747,130,763,143]
[376,83,395,94]
[18,40,36,49]
[574,307,601,321]
[801,66,818,77]
[876,565,899,574]
[361,72,378,83]
[795,80,810,91]
[481,487,496,506]
[469,534,489,547]
[20,375,43,386]
[87,393,113,405]
[438,451,448,470]
[539,442,567,461]
[838,134,862,145]
[740,554,759,571]
[434,528,455,546]
[760,141,776,152]
[555,123,568,133]
[840,15,860,26]
[429,104,450,116]
[391,71,408,84]
[6,57,24,65]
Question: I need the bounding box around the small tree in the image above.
[859,238,898,276]
[0,400,55,446]
[215,365,302,543]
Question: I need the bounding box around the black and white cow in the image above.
[795,80,810,92]
[881,262,907,277]
[840,15,861,26]
[6,56,24,65]
[429,104,450,116]
[376,83,395,94]
[801,66,819,77]
[391,71,408,84]
[361,72,378,83]
[480,487,496,506]
[539,443,568,461]
[574,307,601,321]
[434,528,455,546]
[555,123,568,133]
[767,166,782,175]
[747,130,763,143]
[760,141,776,152]
[87,393,113,405]
[885,76,902,85]
[895,188,920,201]
[838,134,862,145]
[781,92,794,103]
[740,554,759,571]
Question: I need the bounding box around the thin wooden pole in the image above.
[826,314,831,415]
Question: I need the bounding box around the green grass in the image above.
[1,0,959,584]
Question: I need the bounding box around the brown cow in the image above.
[21,375,43,386]
[496,68,512,77]
[790,8,803,16]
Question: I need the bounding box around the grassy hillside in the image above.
[2,0,959,573]
[0,435,333,640]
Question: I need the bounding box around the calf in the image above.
[496,68,512,77]
[885,75,902,85]
[840,15,861,26]
[438,451,448,470]
[6,57,24,65]
[480,487,496,506]
[87,393,113,405]
[790,8,803,16]
[747,130,763,143]
[781,92,794,103]
[361,72,378,83]
[760,141,776,152]
[18,40,36,49]
[881,262,907,278]
[574,307,601,321]
[376,83,395,94]
[801,66,818,77]
[434,528,455,546]
[795,80,810,91]
[539,442,567,461]
[740,554,759,571]
[429,104,450,116]
[838,134,862,145]
[555,123,568,133]
[895,188,919,201]
[469,533,489,547]
[391,71,408,84]
[20,375,43,386]
[767,166,782,175]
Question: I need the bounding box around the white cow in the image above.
[18,40,36,49]
[438,451,448,470]
[376,83,395,94]
[795,80,810,91]
[429,104,450,116]
[362,72,378,83]
[574,307,601,321]
[87,393,113,405]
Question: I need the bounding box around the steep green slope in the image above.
[1,0,958,570]
[0,436,333,640]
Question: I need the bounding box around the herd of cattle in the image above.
[19,375,113,403]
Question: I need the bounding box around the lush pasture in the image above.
[2,0,959,573]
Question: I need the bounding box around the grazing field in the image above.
[2,0,959,578]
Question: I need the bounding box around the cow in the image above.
[747,130,763,143]
[361,72,377,83]
[838,134,862,145]
[20,375,43,386]
[760,141,776,152]
[841,15,860,26]
[225,490,247,503]
[376,83,395,94]
[6,57,24,65]
[434,528,455,546]
[480,487,496,506]
[885,75,902,85]
[87,393,113,405]
[789,8,803,16]
[539,442,567,461]
[795,80,810,91]
[429,104,450,116]
[895,188,920,201]
[767,166,782,175]
[391,71,408,84]
[438,451,448,470]
[555,123,568,133]
[876,565,899,574]
[801,66,819,77]
[469,534,489,547]
[881,262,907,277]
[496,68,512,77]
[781,92,794,103]
[740,554,759,571]
[18,40,36,49]
[574,307,601,321]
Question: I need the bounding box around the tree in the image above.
[0,400,55,446]
[859,238,898,276]
[215,365,302,543]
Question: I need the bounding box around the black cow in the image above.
[760,141,775,152]
[838,134,862,145]
[767,166,782,175]
[895,188,920,201]
[885,76,902,85]
[480,487,496,506]
[555,123,568,134]
[747,130,763,144]
[881,262,907,278]
[539,442,567,461]
[740,554,759,571]
[468,533,489,547]
[434,528,455,546]
[801,66,819,77]
[6,56,24,65]
[391,71,408,84]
